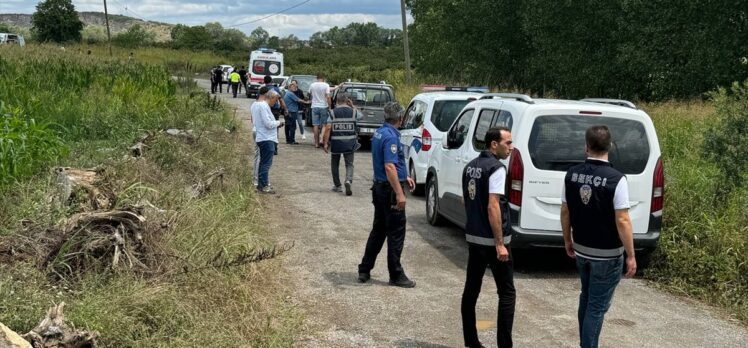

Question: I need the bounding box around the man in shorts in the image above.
[308,73,332,148]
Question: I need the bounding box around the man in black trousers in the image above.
[461,127,516,348]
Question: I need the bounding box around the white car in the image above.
[400,91,484,194]
[426,94,663,263]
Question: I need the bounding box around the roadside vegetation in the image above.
[0,45,300,346]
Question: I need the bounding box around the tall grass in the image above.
[0,44,300,345]
[642,101,748,323]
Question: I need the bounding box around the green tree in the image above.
[171,25,211,51]
[267,35,280,48]
[31,0,83,43]
[279,34,301,49]
[0,23,11,32]
[704,80,748,194]
[249,27,269,48]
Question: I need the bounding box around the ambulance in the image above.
[246,48,284,97]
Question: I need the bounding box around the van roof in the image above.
[414,91,483,103]
[470,98,649,118]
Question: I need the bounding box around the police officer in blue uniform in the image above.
[561,125,636,348]
[461,127,516,348]
[357,102,417,288]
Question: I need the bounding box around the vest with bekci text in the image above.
[564,159,625,259]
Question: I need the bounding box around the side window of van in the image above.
[493,110,513,129]
[447,109,475,148]
[472,109,496,150]
[401,101,426,130]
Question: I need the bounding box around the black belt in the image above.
[374,180,406,186]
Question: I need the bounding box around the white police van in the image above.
[426,94,663,263]
[400,86,486,194]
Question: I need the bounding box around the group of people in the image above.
[211,65,248,98]
[358,114,636,348]
[248,75,635,348]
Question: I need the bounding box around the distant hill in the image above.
[0,12,173,42]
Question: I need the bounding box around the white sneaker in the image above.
[302,134,306,140]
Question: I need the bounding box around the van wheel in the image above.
[410,162,424,196]
[426,175,445,226]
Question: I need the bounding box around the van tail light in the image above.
[651,157,664,213]
[421,128,432,151]
[508,148,524,206]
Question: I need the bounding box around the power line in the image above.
[226,0,312,28]
[109,0,152,23]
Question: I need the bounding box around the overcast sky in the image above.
[0,0,412,39]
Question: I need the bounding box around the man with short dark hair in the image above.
[461,127,516,348]
[357,102,417,288]
[561,125,637,348]
[211,66,223,94]
[238,65,248,94]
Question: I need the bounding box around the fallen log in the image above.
[0,322,31,348]
[22,303,99,348]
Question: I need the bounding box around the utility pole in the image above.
[400,0,412,84]
[103,0,112,56]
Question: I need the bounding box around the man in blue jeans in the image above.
[251,88,284,194]
[561,125,637,348]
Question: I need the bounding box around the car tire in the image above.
[426,175,445,226]
[409,161,424,196]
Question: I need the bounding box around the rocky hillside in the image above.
[0,12,173,42]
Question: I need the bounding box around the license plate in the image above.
[360,128,375,134]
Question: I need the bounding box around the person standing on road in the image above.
[225,66,234,94]
[357,102,417,288]
[323,92,361,195]
[211,66,223,94]
[460,127,516,348]
[308,74,332,148]
[291,79,307,140]
[238,65,248,94]
[282,81,310,144]
[251,88,285,194]
[250,86,270,187]
[561,125,637,348]
[229,69,241,98]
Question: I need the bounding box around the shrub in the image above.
[704,80,748,194]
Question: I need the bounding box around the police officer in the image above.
[561,125,636,348]
[323,92,361,195]
[461,127,516,348]
[357,101,416,288]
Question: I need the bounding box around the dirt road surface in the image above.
[197,80,747,347]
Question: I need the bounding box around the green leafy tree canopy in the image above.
[31,0,83,43]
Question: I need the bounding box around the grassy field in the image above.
[0,44,301,346]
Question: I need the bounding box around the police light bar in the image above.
[420,85,489,93]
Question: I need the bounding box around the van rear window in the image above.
[252,60,281,76]
[432,100,472,131]
[528,115,650,174]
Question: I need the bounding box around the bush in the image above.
[704,80,748,193]
[0,103,66,185]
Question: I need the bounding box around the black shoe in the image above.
[358,272,370,283]
[344,181,352,196]
[389,274,416,288]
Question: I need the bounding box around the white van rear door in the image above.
[521,112,654,234]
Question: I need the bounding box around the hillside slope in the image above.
[0,12,172,42]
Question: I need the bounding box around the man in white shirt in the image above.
[251,87,284,194]
[308,73,332,148]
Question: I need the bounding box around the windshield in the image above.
[432,100,473,131]
[528,115,650,174]
[291,76,316,92]
[344,87,393,107]
[252,60,282,76]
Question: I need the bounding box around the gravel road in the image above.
[197,80,747,347]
